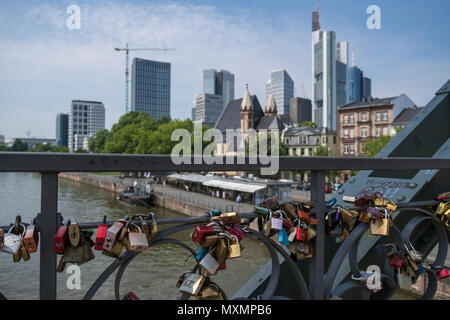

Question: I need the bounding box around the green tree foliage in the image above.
[88,129,109,153]
[364,135,392,157]
[300,121,317,128]
[11,139,28,151]
[29,143,69,152]
[312,145,330,156]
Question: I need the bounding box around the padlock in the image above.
[201,235,220,248]
[215,237,229,265]
[80,237,95,264]
[271,210,285,231]
[57,255,67,273]
[191,224,217,243]
[227,235,241,259]
[263,213,272,236]
[179,273,206,296]
[199,251,220,275]
[366,207,383,220]
[370,209,390,236]
[23,218,39,254]
[359,211,371,223]
[20,241,30,261]
[197,283,224,300]
[68,219,81,247]
[54,223,69,254]
[150,212,158,236]
[305,225,316,241]
[12,250,22,263]
[389,256,404,268]
[127,224,149,252]
[228,224,245,242]
[218,212,241,225]
[296,221,306,242]
[329,220,343,238]
[102,240,123,258]
[122,291,140,300]
[278,229,289,245]
[343,195,356,203]
[176,271,193,288]
[404,242,422,263]
[103,219,125,252]
[282,217,294,233]
[94,215,108,250]
[396,269,413,288]
[351,271,382,291]
[196,246,208,261]
[436,266,449,280]
[340,228,350,240]
[1,225,23,255]
[436,191,450,201]
[62,245,84,264]
[217,259,226,271]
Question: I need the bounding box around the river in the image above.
[0,172,270,300]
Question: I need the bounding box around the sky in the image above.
[0,0,449,140]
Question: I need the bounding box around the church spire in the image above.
[241,84,253,111]
[240,85,254,131]
[265,93,277,116]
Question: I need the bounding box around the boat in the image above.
[118,182,153,207]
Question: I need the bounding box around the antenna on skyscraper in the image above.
[318,0,320,22]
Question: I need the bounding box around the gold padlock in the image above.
[305,226,317,241]
[227,235,241,259]
[214,237,229,265]
[20,242,30,262]
[197,283,224,300]
[68,220,81,247]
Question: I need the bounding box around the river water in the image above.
[0,172,270,300]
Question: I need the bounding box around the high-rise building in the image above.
[131,58,171,120]
[312,11,321,32]
[191,107,196,121]
[312,29,336,130]
[68,100,105,152]
[203,69,235,109]
[312,13,348,130]
[195,93,223,127]
[347,67,372,104]
[362,77,372,98]
[348,66,363,103]
[56,113,69,147]
[265,70,294,115]
[290,97,312,125]
[0,135,4,144]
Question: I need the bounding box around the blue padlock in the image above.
[278,229,289,245]
[416,264,425,275]
[195,246,208,261]
[327,197,337,207]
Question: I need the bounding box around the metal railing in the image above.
[0,152,449,300]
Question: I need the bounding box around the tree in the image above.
[29,143,69,152]
[364,135,392,157]
[88,129,109,153]
[312,146,330,156]
[11,139,28,151]
[300,121,317,128]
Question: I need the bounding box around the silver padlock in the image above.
[1,225,23,255]
[179,273,206,296]
[270,210,284,231]
[199,251,220,275]
[396,272,413,288]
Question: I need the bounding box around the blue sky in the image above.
[0,0,449,139]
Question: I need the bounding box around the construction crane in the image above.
[114,43,176,113]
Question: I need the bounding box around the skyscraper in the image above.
[195,93,223,127]
[131,58,171,120]
[265,70,294,115]
[56,113,69,147]
[348,67,372,103]
[68,100,105,152]
[290,97,312,124]
[312,12,348,130]
[362,77,372,98]
[203,69,235,109]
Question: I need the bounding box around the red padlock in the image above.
[389,256,404,268]
[296,226,306,242]
[437,267,449,280]
[53,223,68,254]
[191,225,216,243]
[122,291,140,300]
[95,215,108,250]
[228,225,245,242]
[282,218,293,231]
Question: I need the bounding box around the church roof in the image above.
[214,95,264,132]
[256,115,284,131]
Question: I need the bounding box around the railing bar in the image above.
[39,172,58,300]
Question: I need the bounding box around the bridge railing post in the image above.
[40,172,58,300]
[309,170,326,299]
